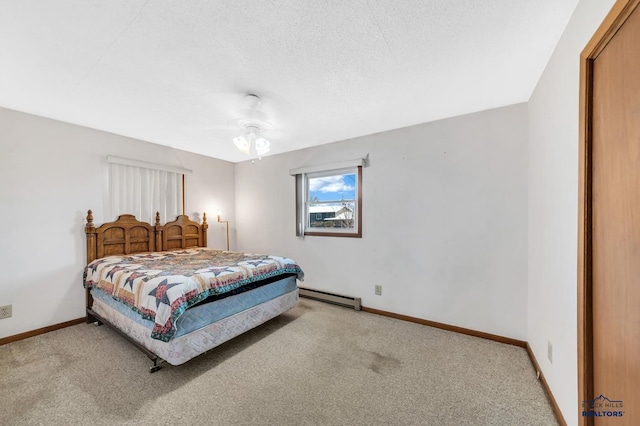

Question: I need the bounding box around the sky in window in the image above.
[309,173,356,202]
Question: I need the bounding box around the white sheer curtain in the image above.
[109,162,182,224]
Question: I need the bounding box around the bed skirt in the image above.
[91,289,299,365]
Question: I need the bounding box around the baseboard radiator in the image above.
[298,287,362,311]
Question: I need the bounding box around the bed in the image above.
[83,210,303,372]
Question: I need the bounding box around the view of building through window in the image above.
[307,172,356,229]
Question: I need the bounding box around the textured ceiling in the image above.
[0,1,578,163]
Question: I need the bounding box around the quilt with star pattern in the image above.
[83,248,304,342]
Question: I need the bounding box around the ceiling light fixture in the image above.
[232,94,272,158]
[233,124,270,156]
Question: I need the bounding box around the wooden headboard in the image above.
[163,214,207,250]
[85,210,208,264]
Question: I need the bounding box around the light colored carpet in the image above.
[0,299,557,425]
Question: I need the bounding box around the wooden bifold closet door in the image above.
[584,0,640,424]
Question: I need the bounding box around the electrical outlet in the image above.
[0,304,12,319]
[548,340,553,364]
[374,285,382,296]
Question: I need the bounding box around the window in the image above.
[292,161,363,238]
[107,156,189,223]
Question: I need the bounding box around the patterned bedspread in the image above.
[83,248,304,341]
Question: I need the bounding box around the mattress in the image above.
[84,248,304,341]
[91,275,298,337]
[92,288,299,365]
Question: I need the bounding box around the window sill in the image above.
[304,231,362,238]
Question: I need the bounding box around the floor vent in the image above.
[298,287,361,311]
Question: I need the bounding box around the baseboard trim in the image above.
[525,343,567,426]
[361,306,527,348]
[0,317,85,346]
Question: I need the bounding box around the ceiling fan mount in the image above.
[230,94,273,132]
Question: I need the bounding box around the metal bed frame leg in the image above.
[150,358,164,373]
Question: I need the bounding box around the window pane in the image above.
[307,202,356,229]
[306,172,356,230]
[308,173,356,203]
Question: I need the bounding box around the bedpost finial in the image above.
[86,210,95,232]
[203,212,207,224]
[155,211,161,226]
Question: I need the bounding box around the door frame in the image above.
[578,1,640,425]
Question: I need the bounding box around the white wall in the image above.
[527,0,616,424]
[236,103,529,340]
[0,107,234,339]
